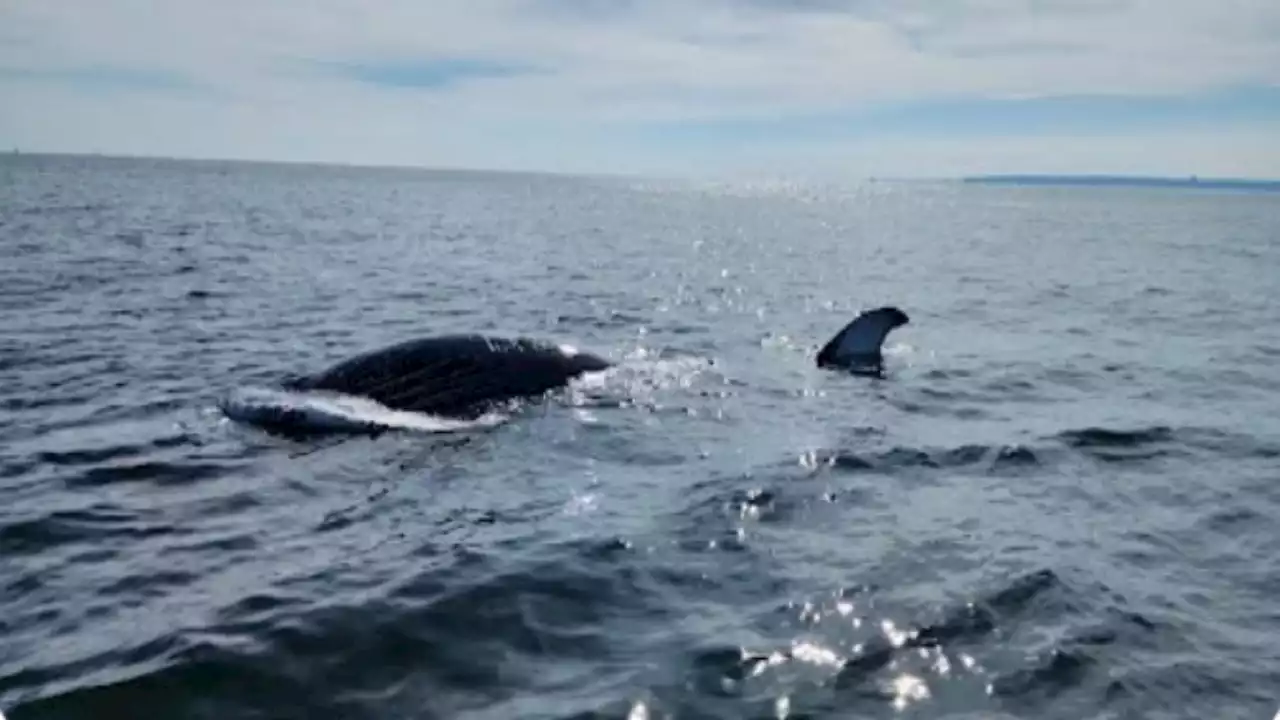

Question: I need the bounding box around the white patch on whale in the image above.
[218,386,509,435]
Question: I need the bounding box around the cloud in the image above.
[1,0,1278,176]
[693,126,1280,181]
[313,58,542,90]
[0,65,197,92]
[645,86,1280,142]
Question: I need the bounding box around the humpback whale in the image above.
[223,306,909,436]
[278,334,613,420]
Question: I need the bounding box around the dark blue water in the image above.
[2,153,1278,720]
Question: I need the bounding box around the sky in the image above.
[2,0,1279,179]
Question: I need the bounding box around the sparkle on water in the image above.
[1,154,1279,720]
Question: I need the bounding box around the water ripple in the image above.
[3,156,1279,720]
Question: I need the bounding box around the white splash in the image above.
[775,694,791,719]
[565,352,714,410]
[881,618,912,648]
[790,640,844,669]
[890,673,932,711]
[564,492,598,516]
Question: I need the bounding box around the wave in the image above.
[798,424,1279,478]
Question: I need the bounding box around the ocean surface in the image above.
[2,153,1278,720]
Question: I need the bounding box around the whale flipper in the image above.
[815,306,910,375]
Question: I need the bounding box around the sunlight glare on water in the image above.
[2,155,1279,720]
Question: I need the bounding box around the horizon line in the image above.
[4,148,1280,186]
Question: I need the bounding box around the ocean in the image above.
[1,153,1277,719]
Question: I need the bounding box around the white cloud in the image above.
[1,0,1279,175]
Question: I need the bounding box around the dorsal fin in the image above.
[815,306,910,373]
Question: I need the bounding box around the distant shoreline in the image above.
[5,151,1280,190]
[961,174,1280,191]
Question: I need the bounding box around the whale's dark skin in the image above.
[280,334,612,419]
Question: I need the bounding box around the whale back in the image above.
[815,306,910,373]
[284,334,612,417]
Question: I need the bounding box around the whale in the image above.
[277,334,613,420]
[222,306,908,436]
